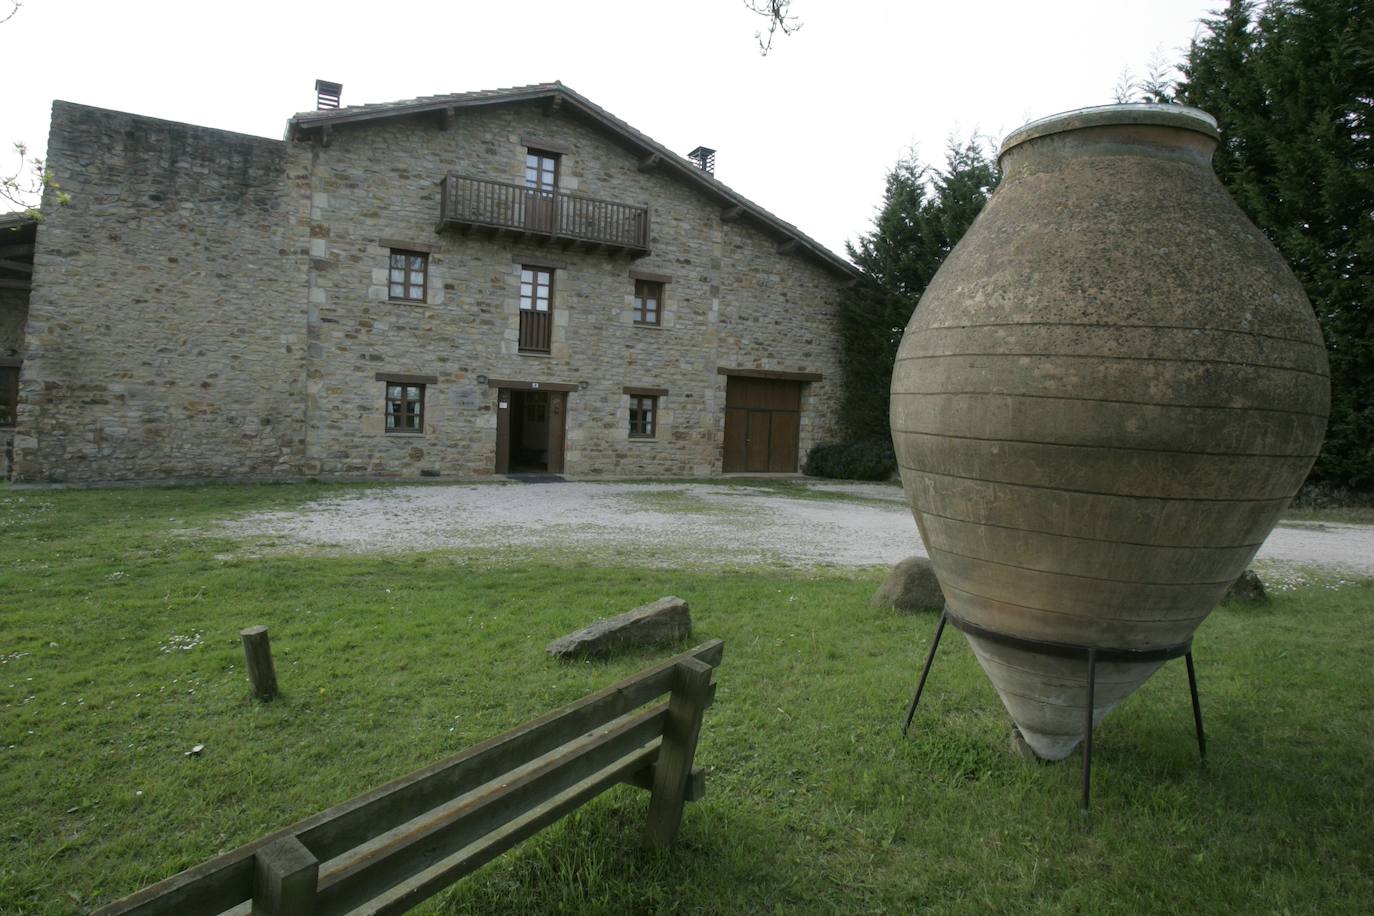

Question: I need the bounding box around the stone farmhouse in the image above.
[0,81,857,484]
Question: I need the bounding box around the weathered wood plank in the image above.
[92,640,723,916]
[314,704,669,912]
[252,836,318,916]
[644,658,713,848]
[240,626,278,702]
[0,278,30,290]
[0,257,33,273]
[298,640,721,862]
[623,763,705,802]
[90,856,255,916]
[0,243,34,258]
[357,744,657,916]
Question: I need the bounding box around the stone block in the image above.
[1222,568,1267,605]
[546,596,692,660]
[872,555,945,613]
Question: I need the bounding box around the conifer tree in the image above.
[1177,0,1374,490]
[838,141,998,442]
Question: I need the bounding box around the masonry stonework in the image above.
[12,87,851,483]
[14,103,311,483]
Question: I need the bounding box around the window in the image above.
[384,382,425,433]
[388,250,428,302]
[633,280,662,326]
[0,366,17,428]
[629,395,657,439]
[519,266,554,353]
[524,150,559,192]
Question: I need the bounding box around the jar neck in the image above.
[999,123,1217,178]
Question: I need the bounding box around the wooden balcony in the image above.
[439,174,650,255]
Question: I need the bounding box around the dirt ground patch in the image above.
[217,480,1374,575]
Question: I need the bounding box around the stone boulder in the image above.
[872,556,945,613]
[1222,569,1268,605]
[546,596,692,660]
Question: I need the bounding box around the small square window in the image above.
[629,395,657,439]
[388,249,428,302]
[384,382,425,433]
[633,280,663,326]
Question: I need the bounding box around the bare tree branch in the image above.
[745,0,801,56]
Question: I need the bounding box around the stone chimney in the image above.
[315,80,343,110]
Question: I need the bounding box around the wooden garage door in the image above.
[723,377,801,473]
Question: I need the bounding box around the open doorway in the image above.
[495,387,567,474]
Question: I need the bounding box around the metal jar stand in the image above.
[902,606,1206,813]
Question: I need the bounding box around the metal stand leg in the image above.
[1081,648,1097,815]
[1186,651,1206,760]
[902,608,947,736]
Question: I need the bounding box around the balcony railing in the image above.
[439,174,650,255]
[519,309,552,353]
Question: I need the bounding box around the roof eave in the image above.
[287,86,858,279]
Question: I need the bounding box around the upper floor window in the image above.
[633,280,663,326]
[519,266,554,353]
[525,150,559,193]
[0,365,17,428]
[389,250,428,302]
[384,382,425,433]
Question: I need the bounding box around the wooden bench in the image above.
[94,639,724,915]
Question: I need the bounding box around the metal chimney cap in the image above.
[687,146,716,174]
[315,80,343,110]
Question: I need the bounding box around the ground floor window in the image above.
[629,395,657,439]
[384,382,425,433]
[0,365,17,428]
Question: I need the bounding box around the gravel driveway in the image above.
[221,480,1374,575]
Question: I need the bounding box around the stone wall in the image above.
[12,103,311,483]
[14,97,848,483]
[300,102,847,478]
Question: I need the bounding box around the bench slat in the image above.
[300,639,724,862]
[92,639,723,916]
[314,702,671,912]
[355,742,660,916]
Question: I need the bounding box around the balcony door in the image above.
[523,150,558,234]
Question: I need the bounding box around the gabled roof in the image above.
[286,82,857,279]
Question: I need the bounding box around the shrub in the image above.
[802,440,896,481]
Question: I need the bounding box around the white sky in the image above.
[2,0,1214,256]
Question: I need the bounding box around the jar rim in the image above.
[999,104,1220,159]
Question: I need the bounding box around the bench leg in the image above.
[253,835,318,916]
[645,657,713,849]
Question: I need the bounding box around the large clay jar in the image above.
[891,105,1329,760]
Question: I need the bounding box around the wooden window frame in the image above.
[633,279,664,326]
[524,149,560,193]
[0,364,17,429]
[383,381,426,434]
[628,394,658,439]
[388,249,428,303]
[518,266,554,354]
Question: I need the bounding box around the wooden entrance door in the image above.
[722,377,802,473]
[495,388,567,474]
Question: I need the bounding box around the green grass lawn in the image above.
[2,484,1372,914]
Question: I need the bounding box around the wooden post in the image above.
[644,657,712,849]
[252,835,318,916]
[240,626,279,702]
